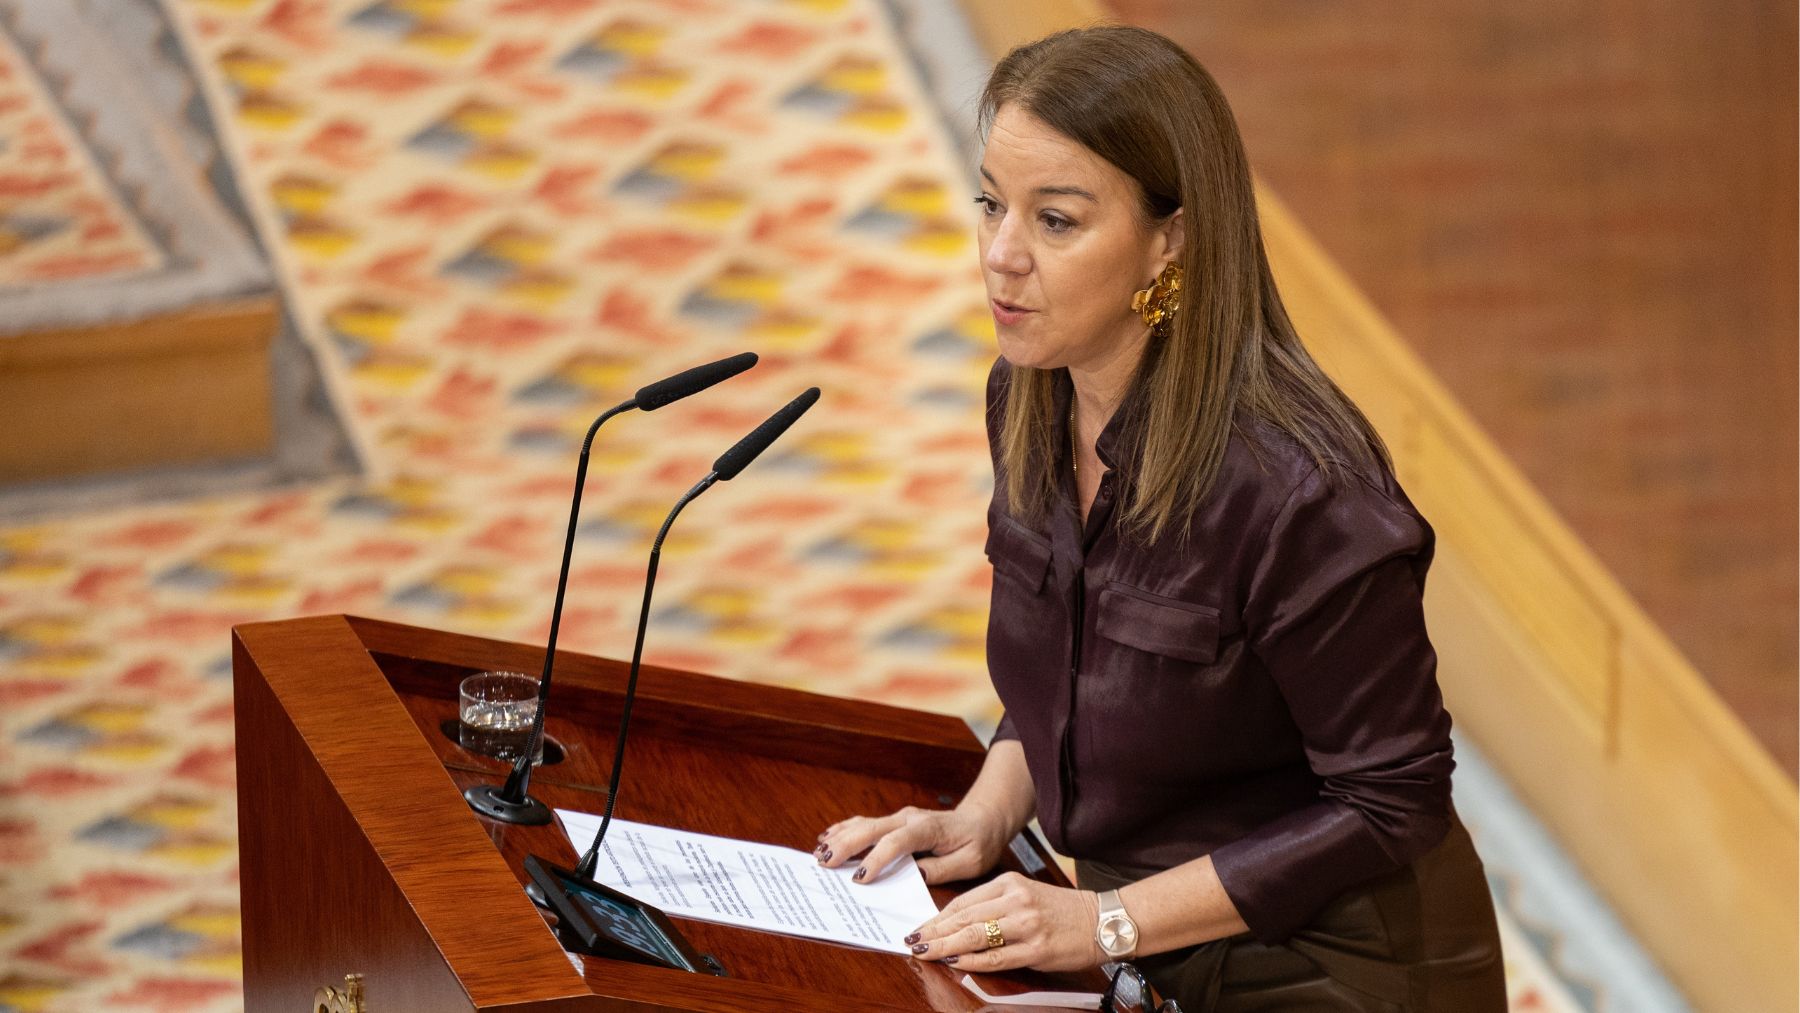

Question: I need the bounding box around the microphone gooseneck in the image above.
[464,353,758,826]
[573,387,821,877]
[574,472,715,879]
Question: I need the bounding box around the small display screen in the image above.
[555,871,684,967]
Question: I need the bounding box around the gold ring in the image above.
[983,918,1005,950]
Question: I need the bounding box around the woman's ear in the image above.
[1156,207,1185,274]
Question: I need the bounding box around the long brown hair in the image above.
[982,25,1391,544]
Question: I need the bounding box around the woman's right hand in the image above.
[815,802,1012,886]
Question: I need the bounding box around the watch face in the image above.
[1098,914,1138,956]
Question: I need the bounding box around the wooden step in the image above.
[0,296,280,483]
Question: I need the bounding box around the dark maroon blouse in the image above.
[983,359,1456,944]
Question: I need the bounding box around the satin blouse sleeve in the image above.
[1209,464,1455,943]
[990,711,1021,746]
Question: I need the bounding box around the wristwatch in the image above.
[1094,889,1140,959]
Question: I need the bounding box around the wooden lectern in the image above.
[233,614,1109,1011]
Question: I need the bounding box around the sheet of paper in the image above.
[556,810,938,955]
[960,974,1103,1010]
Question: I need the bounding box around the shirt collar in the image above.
[1057,368,1135,474]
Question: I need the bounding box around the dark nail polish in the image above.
[853,866,867,882]
[820,848,832,862]
[903,932,920,945]
[911,943,928,954]
[942,955,959,965]
[813,843,825,854]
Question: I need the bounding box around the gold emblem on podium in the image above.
[313,973,366,1013]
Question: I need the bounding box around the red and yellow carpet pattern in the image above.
[0,29,164,284]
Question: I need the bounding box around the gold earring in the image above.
[1130,263,1182,334]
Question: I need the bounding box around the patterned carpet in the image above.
[0,24,164,284]
[0,1,1586,1009]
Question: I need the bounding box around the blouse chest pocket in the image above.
[984,516,1052,595]
[1095,582,1221,664]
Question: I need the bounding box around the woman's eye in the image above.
[1041,214,1074,233]
[973,195,1000,216]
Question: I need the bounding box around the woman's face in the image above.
[977,103,1182,376]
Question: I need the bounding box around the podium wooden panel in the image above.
[233,614,1107,1011]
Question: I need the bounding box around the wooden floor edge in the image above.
[1253,187,1799,817]
[1252,105,1796,1012]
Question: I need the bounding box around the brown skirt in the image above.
[1076,810,1506,1011]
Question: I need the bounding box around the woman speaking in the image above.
[815,24,1506,1011]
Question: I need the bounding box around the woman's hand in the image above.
[905,871,1102,973]
[815,803,1012,886]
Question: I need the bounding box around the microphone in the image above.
[571,387,820,878]
[465,353,758,826]
[636,352,758,411]
[711,386,820,480]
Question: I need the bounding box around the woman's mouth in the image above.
[991,299,1033,324]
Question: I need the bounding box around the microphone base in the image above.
[464,783,552,825]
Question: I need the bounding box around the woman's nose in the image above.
[984,214,1030,276]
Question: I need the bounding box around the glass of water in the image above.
[458,671,543,763]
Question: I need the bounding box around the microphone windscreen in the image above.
[635,352,758,411]
[713,387,820,480]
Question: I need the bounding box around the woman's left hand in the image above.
[906,871,1103,973]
